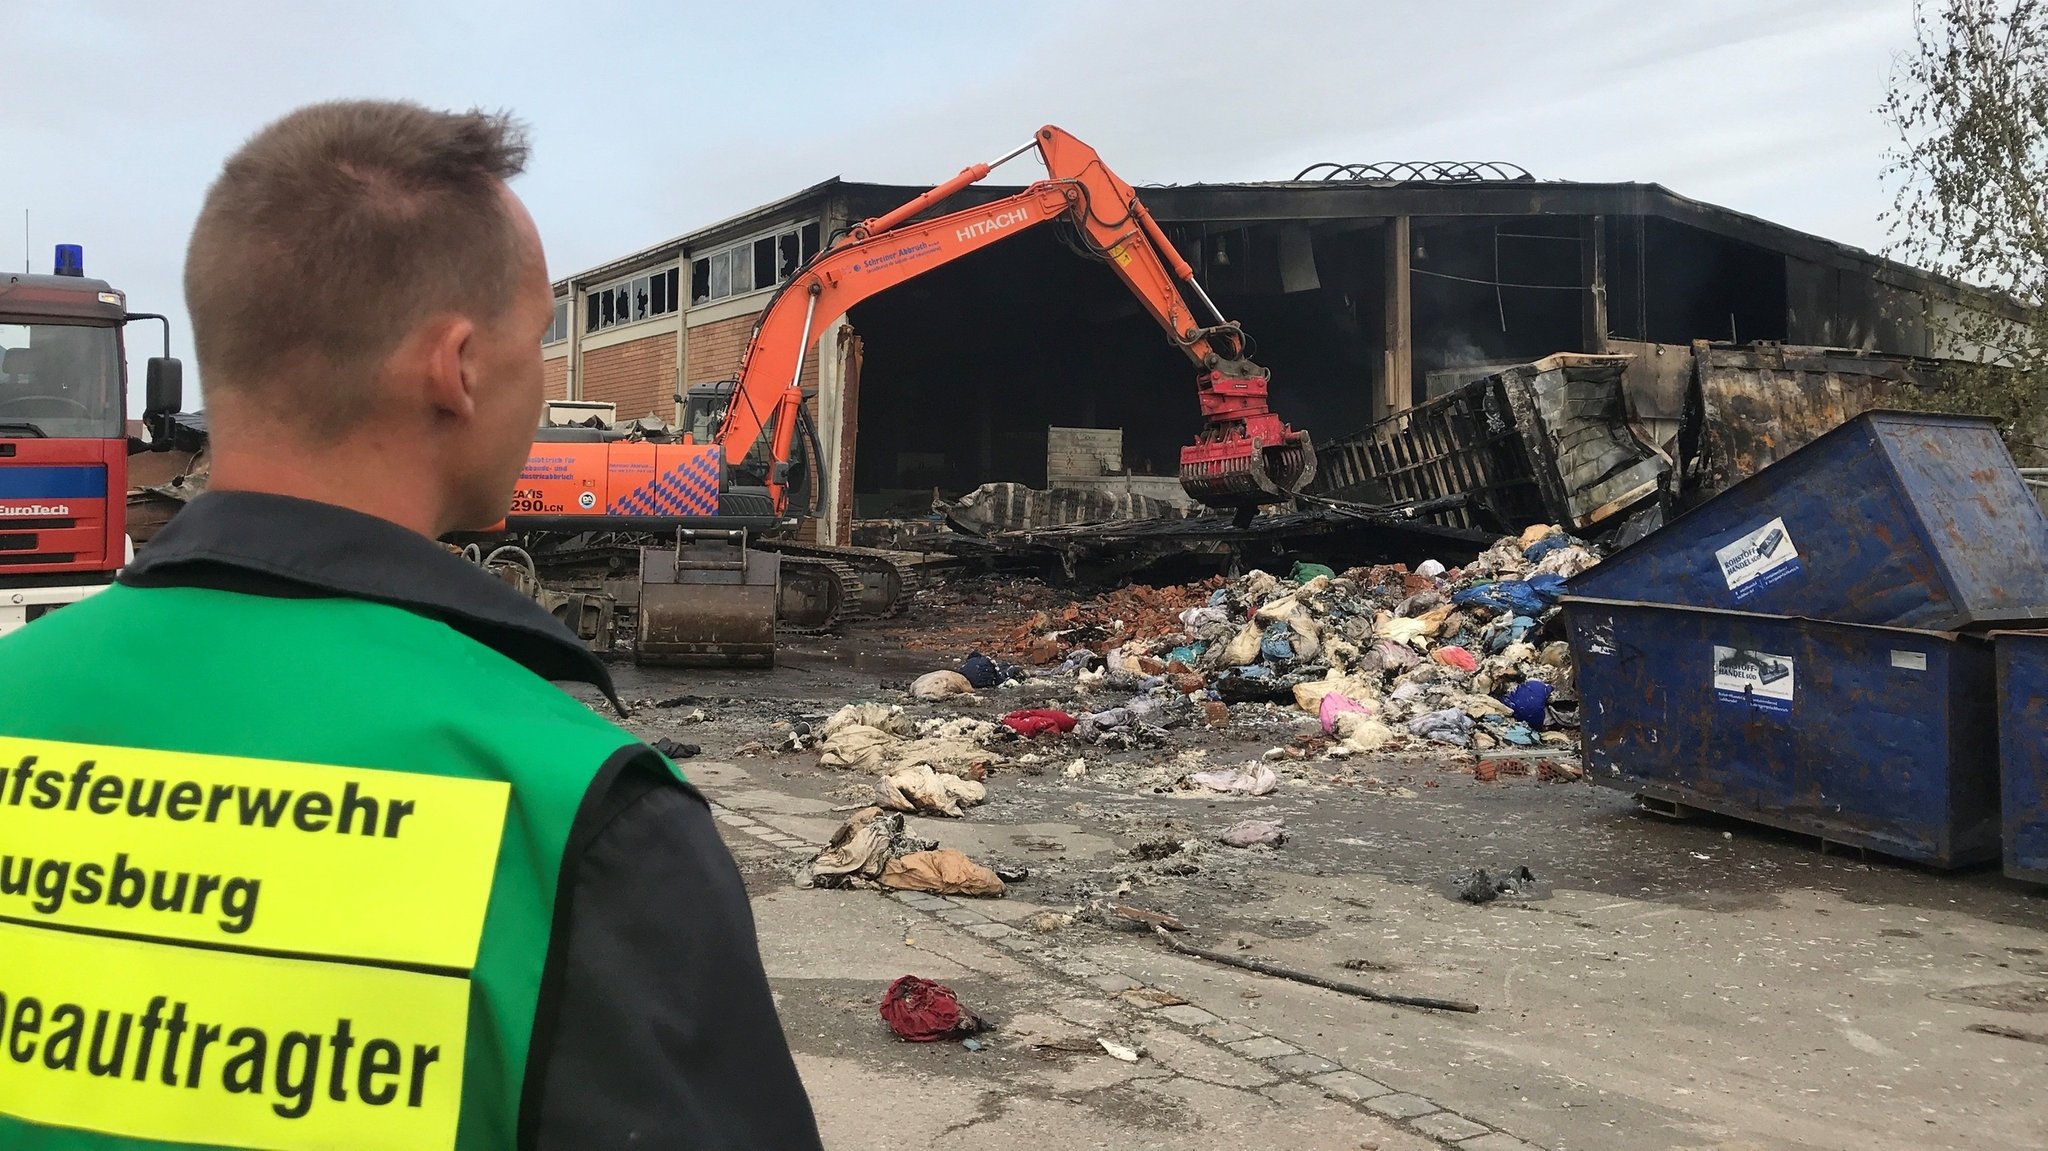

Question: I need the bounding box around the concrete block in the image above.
[1364,1093,1441,1120]
[1459,1136,1541,1151]
[1268,1052,1341,1077]
[1156,1004,1221,1028]
[1198,1021,1260,1045]
[1224,1035,1299,1060]
[1411,1113,1493,1142]
[1306,1070,1393,1102]
[1088,972,1143,993]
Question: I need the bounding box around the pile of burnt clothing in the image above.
[1024,526,1598,754]
[799,807,1010,897]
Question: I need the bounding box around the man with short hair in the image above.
[0,100,823,1150]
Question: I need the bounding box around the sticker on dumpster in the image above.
[1715,517,1802,599]
[1713,646,1795,713]
[1891,649,1929,671]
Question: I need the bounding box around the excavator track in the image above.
[775,556,863,635]
[756,541,929,621]
[510,531,870,634]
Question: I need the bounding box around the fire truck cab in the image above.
[0,245,182,635]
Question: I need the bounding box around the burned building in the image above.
[541,162,2018,545]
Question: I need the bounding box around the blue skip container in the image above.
[1570,412,2048,631]
[1568,597,1998,868]
[1993,630,2048,883]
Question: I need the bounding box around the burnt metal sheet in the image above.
[988,507,1494,582]
[1606,340,1694,421]
[1566,596,1998,868]
[1573,410,2048,631]
[1309,353,1664,534]
[1688,342,1944,497]
[1497,354,1667,528]
[942,482,1193,536]
[1994,630,2048,884]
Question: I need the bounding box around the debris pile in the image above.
[987,525,1597,757]
[998,581,1224,666]
[813,703,997,798]
[800,807,1008,897]
[1454,864,1540,904]
[778,526,1598,909]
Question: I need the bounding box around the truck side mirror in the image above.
[145,358,183,417]
[143,357,184,452]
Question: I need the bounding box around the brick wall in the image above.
[542,356,568,401]
[686,313,820,392]
[685,315,752,386]
[581,331,676,419]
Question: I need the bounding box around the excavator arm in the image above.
[717,124,1314,514]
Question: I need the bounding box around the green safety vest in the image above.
[0,582,673,1151]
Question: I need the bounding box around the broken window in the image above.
[578,263,683,335]
[680,220,822,306]
[731,247,754,295]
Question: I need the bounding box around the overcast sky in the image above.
[4,0,1914,410]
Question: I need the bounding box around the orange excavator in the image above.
[506,125,1314,665]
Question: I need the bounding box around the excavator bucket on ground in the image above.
[637,533,780,667]
[1178,367,1317,513]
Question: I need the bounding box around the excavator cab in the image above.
[679,381,727,445]
[678,380,813,518]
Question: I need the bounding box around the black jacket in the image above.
[123,492,824,1150]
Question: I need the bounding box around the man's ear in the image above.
[421,315,479,419]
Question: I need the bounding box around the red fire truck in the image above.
[0,245,182,634]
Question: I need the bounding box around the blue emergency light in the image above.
[53,244,83,277]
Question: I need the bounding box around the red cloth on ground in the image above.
[1000,708,1077,737]
[879,975,983,1041]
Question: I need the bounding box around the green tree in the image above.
[1883,0,2048,459]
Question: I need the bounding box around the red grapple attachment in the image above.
[1178,366,1316,511]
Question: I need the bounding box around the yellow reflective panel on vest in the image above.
[0,922,468,1150]
[0,736,509,969]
